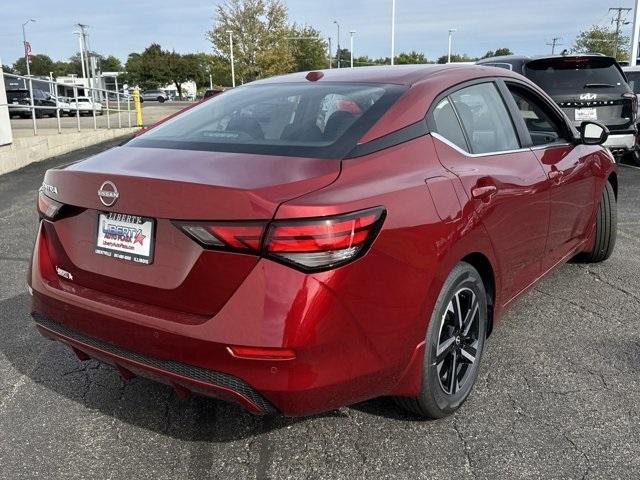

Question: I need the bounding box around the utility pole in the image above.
[631,0,640,66]
[610,7,632,59]
[226,30,235,88]
[391,0,396,65]
[447,29,457,63]
[546,37,562,55]
[76,24,91,93]
[349,30,355,68]
[328,37,332,68]
[333,21,341,68]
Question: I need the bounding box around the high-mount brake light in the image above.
[37,190,64,220]
[174,207,386,271]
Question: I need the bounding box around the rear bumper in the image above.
[33,312,277,414]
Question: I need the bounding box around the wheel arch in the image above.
[460,252,496,337]
[607,171,618,200]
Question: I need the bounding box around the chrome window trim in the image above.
[430,132,532,157]
[530,143,572,151]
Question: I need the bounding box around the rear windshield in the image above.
[128,82,406,159]
[525,57,628,95]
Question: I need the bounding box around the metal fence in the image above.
[1,71,133,136]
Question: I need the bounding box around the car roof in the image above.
[251,64,525,86]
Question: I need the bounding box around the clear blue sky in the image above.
[0,0,636,66]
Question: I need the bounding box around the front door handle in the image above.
[548,169,563,181]
[471,185,497,200]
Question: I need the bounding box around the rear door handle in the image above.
[471,185,497,200]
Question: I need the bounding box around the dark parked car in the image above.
[478,54,640,165]
[31,65,616,418]
[203,88,224,99]
[6,88,56,118]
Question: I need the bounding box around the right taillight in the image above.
[264,207,385,271]
[174,207,385,272]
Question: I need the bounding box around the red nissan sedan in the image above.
[30,65,616,418]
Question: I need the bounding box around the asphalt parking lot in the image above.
[1,143,639,480]
[9,102,190,136]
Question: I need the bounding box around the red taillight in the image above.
[174,207,385,271]
[264,208,385,271]
[37,190,64,220]
[623,92,638,117]
[176,221,266,252]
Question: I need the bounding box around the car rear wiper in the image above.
[583,83,616,88]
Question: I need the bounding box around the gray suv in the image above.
[140,89,169,103]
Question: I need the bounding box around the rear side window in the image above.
[129,83,406,159]
[432,98,469,151]
[525,57,628,94]
[450,83,520,154]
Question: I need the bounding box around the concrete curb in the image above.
[0,128,138,176]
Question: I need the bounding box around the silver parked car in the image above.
[140,89,169,103]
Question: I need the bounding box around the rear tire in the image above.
[577,181,617,263]
[394,262,487,418]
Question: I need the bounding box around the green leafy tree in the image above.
[122,44,171,89]
[437,53,477,64]
[395,50,430,64]
[207,0,294,83]
[13,54,61,76]
[288,25,327,71]
[573,25,629,61]
[481,47,513,59]
[100,55,123,72]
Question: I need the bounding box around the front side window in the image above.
[450,83,520,154]
[129,83,405,159]
[508,85,565,146]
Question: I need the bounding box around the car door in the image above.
[502,81,596,271]
[428,80,550,299]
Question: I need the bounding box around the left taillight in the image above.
[37,190,64,220]
[174,207,386,272]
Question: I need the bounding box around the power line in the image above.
[609,7,632,58]
[546,37,562,54]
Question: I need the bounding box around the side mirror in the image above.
[580,121,609,146]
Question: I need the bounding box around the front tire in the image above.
[394,262,487,418]
[625,149,640,167]
[158,97,165,103]
[577,181,617,263]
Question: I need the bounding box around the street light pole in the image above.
[226,30,236,87]
[333,20,341,68]
[328,37,332,68]
[391,0,396,65]
[22,19,36,133]
[447,28,457,64]
[349,30,355,68]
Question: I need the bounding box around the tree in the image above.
[573,25,629,61]
[187,52,231,90]
[100,55,123,72]
[481,48,513,59]
[288,25,326,71]
[395,50,430,64]
[207,0,294,83]
[122,44,171,89]
[437,53,477,64]
[13,54,60,76]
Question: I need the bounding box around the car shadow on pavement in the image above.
[0,293,358,442]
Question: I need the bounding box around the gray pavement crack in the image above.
[562,431,592,480]
[585,267,640,305]
[452,416,477,479]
